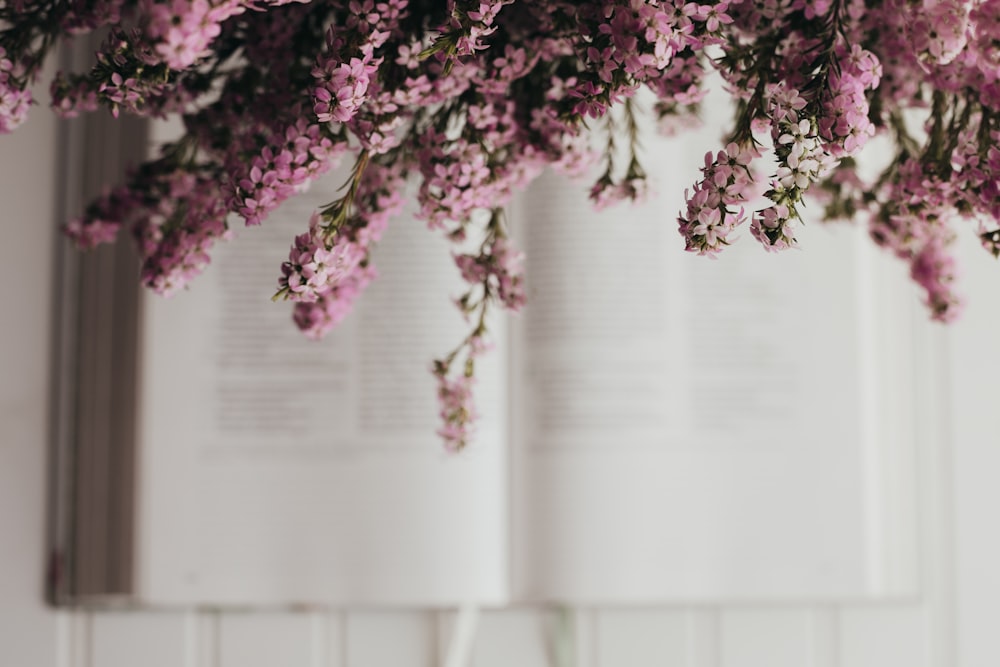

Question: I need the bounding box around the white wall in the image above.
[0,71,65,667]
[4,93,1000,667]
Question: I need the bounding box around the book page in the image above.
[510,126,919,603]
[136,169,509,606]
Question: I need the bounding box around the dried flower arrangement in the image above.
[1,0,996,448]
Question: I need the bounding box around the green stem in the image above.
[320,149,369,232]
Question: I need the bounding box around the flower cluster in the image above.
[293,263,377,340]
[433,209,522,450]
[227,116,348,226]
[4,0,1000,448]
[678,141,759,256]
[282,152,408,338]
[0,47,31,133]
[312,0,404,125]
[66,156,231,296]
[750,85,839,251]
[277,211,366,302]
[427,0,513,60]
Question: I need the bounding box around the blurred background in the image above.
[5,72,1000,667]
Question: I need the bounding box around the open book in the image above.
[52,123,924,607]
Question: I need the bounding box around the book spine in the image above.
[48,35,148,604]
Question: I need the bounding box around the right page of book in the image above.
[509,112,922,603]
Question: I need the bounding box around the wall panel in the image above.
[719,609,817,667]
[596,609,689,667]
[91,612,191,667]
[345,612,436,667]
[468,610,553,667]
[838,606,927,667]
[218,612,318,667]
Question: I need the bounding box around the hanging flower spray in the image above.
[3,0,997,448]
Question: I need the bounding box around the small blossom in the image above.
[433,370,477,452]
[678,142,760,256]
[0,48,31,133]
[293,262,377,340]
[278,212,366,303]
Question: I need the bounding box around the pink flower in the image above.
[0,81,31,133]
[278,212,366,303]
[678,142,760,256]
[64,216,121,249]
[434,372,477,452]
[910,238,963,322]
[751,203,799,252]
[293,262,376,340]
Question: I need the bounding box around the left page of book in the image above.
[135,167,509,606]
